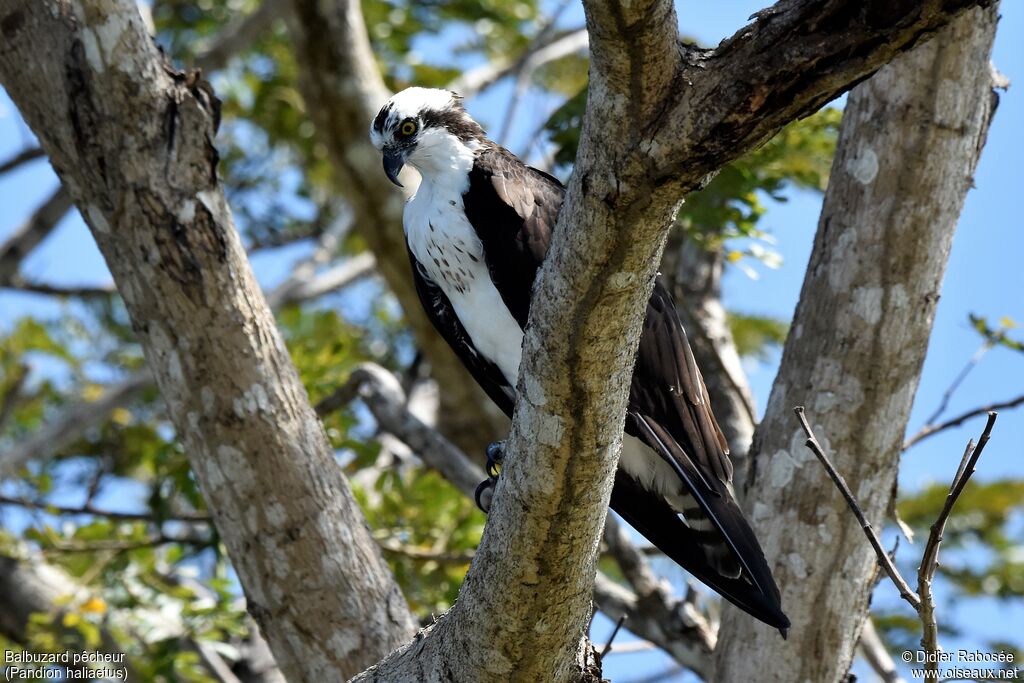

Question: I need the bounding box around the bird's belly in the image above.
[448,279,523,386]
[405,197,523,386]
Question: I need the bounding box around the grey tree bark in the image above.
[353,1,994,680]
[0,0,998,680]
[713,6,1001,682]
[0,1,416,679]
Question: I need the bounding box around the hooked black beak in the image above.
[382,148,405,188]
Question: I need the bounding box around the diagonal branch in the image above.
[0,373,151,479]
[0,146,44,175]
[0,186,73,285]
[795,407,921,609]
[193,0,289,73]
[903,393,1024,450]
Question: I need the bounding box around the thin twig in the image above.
[917,412,997,681]
[599,615,627,659]
[794,406,922,609]
[0,494,211,523]
[0,364,29,432]
[376,539,474,565]
[0,146,44,175]
[3,276,117,298]
[902,394,1022,450]
[916,338,997,434]
[41,531,212,555]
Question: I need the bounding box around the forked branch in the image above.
[795,406,998,682]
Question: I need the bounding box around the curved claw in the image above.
[485,440,506,478]
[474,478,495,513]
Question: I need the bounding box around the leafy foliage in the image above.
[1,1,1017,679]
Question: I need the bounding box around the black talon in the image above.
[485,440,505,478]
[475,478,495,513]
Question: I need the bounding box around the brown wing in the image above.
[628,281,732,491]
[461,144,561,328]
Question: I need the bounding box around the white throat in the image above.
[407,128,480,183]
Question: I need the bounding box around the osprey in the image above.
[370,87,790,633]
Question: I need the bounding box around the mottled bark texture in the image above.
[284,0,508,456]
[354,1,992,681]
[0,1,416,680]
[713,7,1000,682]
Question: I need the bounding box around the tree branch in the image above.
[0,550,142,683]
[0,494,211,523]
[193,0,288,73]
[0,373,151,479]
[713,6,1000,681]
[316,363,486,500]
[0,186,73,285]
[2,276,116,298]
[859,618,908,683]
[917,412,996,681]
[903,393,1024,450]
[0,146,44,175]
[0,1,416,679]
[449,27,588,100]
[794,407,922,608]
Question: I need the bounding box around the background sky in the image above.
[1,2,1022,681]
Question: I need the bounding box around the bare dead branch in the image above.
[800,407,999,683]
[316,363,486,500]
[0,494,211,523]
[0,373,151,479]
[794,406,922,609]
[602,514,663,599]
[859,618,908,683]
[0,186,73,285]
[592,572,713,679]
[917,412,997,681]
[0,146,44,175]
[193,0,288,73]
[903,394,1022,450]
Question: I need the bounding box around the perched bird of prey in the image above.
[370,87,790,633]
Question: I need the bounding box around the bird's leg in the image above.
[474,440,506,513]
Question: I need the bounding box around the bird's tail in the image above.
[610,471,790,635]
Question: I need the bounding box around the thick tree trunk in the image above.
[713,7,1000,682]
[352,1,992,680]
[0,1,416,679]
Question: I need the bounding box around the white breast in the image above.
[405,179,524,388]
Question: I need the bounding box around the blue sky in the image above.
[1,2,1022,681]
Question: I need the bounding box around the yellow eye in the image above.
[400,120,417,137]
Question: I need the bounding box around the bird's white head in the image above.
[369,87,485,187]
